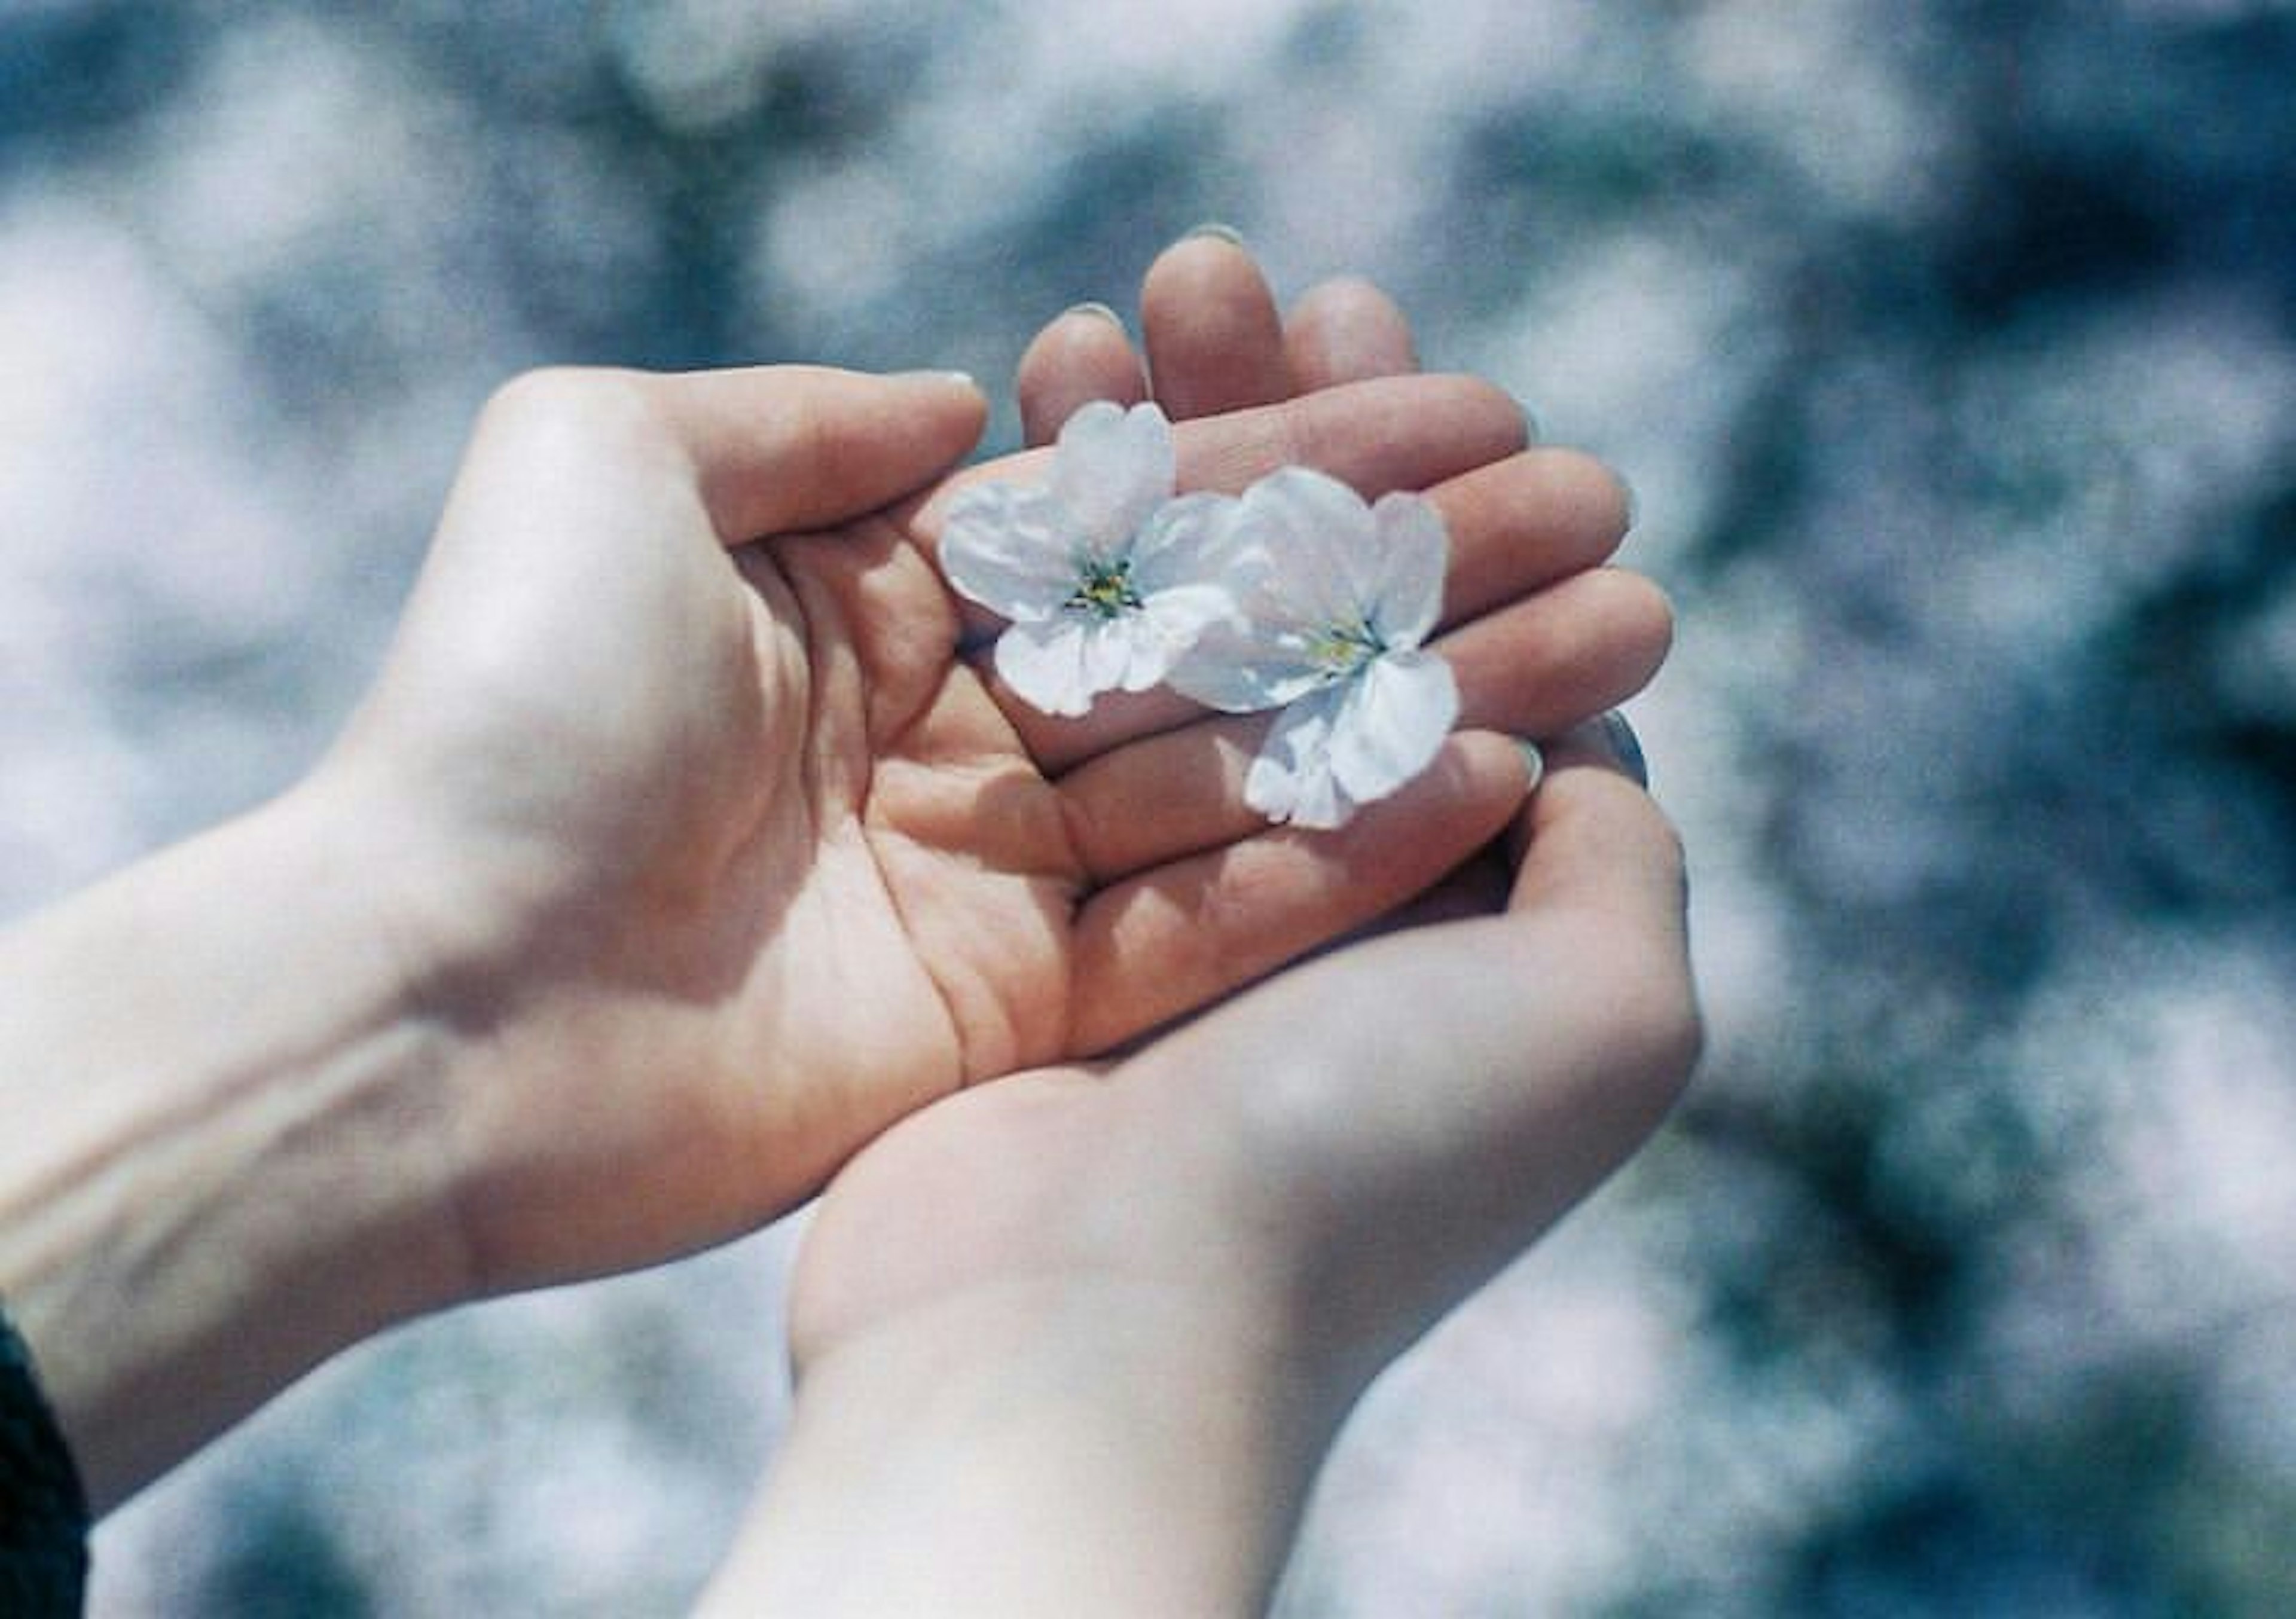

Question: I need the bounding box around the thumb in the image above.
[646,364,989,543]
[1123,722,1697,1372]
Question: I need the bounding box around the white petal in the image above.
[1155,490,1335,711]
[1137,582,1236,656]
[1129,491,1249,593]
[939,482,1080,619]
[1082,615,1161,694]
[1365,493,1449,647]
[1235,466,1378,630]
[1244,685,1350,829]
[994,618,1100,717]
[1049,401,1174,557]
[1327,649,1457,804]
[1080,616,1143,695]
[1167,616,1324,713]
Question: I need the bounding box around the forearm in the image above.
[0,778,467,1510]
[703,1280,1331,1618]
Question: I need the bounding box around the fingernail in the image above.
[1061,301,1125,330]
[893,368,981,393]
[1515,738,1546,793]
[1184,221,1246,246]
[1598,711,1649,789]
[1620,472,1641,530]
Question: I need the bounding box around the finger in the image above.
[1065,731,1532,1053]
[990,442,1634,776]
[1158,746,1696,1119]
[1436,728,1697,1086]
[1504,739,1695,1007]
[1055,710,1264,881]
[1429,447,1634,628]
[1441,567,1674,737]
[1364,842,1516,931]
[1056,564,1663,879]
[627,365,987,543]
[914,372,1526,543]
[1501,716,1653,866]
[1171,370,1527,505]
[1016,305,1148,447]
[1283,276,1419,390]
[1139,230,1290,419]
[1272,833,1519,968]
[911,369,1531,737]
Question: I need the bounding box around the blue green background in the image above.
[4,2,2293,1612]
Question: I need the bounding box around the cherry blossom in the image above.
[938,401,1240,717]
[1171,467,1458,829]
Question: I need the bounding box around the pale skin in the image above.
[701,238,1699,1615]
[708,731,1695,1617]
[0,231,1681,1614]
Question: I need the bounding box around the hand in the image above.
[698,248,1688,1615]
[323,333,1651,1293]
[1014,228,1423,444]
[0,243,1665,1511]
[1002,233,1658,765]
[706,729,1698,1616]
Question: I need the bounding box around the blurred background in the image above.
[5,1,2294,1612]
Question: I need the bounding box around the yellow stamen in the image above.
[1307,617,1384,675]
[1066,558,1143,620]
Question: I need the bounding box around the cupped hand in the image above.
[710,733,1698,1616]
[317,340,1649,1294]
[783,727,1699,1420]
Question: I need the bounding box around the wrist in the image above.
[712,1268,1333,1615]
[0,777,471,1508]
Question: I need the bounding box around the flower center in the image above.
[1306,616,1385,678]
[1065,557,1144,620]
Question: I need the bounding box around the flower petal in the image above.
[1167,615,1326,713]
[994,617,1101,717]
[1365,492,1449,647]
[1081,615,1144,695]
[1049,401,1175,558]
[1232,466,1379,631]
[1327,648,1457,804]
[1129,491,1245,591]
[1137,583,1236,657]
[940,482,1082,620]
[1159,487,1339,711]
[1244,684,1349,829]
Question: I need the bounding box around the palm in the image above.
[339,380,1102,1274]
[357,243,1658,1287]
[459,427,1556,1282]
[457,499,1092,1230]
[374,423,1510,1285]
[708,510,1083,1145]
[784,754,1702,1403]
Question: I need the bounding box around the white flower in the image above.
[1170,466,1458,830]
[938,401,1241,717]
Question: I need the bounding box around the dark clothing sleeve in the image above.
[1,1305,89,1618]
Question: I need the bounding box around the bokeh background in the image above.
[7,1,2295,1612]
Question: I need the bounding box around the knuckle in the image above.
[1052,783,1112,885]
[1260,396,1318,478]
[1639,988,1706,1112]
